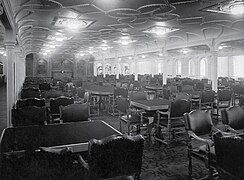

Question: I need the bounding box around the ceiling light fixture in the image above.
[143,26,179,36]
[128,56,132,60]
[141,55,146,58]
[229,2,244,14]
[182,49,189,54]
[202,0,244,15]
[158,53,163,56]
[218,46,223,50]
[54,17,94,30]
[114,35,136,45]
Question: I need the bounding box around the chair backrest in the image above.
[21,87,41,99]
[200,90,215,104]
[174,92,191,101]
[88,134,144,180]
[12,106,47,127]
[218,89,232,102]
[114,88,128,98]
[39,83,51,91]
[116,97,129,114]
[221,106,244,130]
[214,132,244,179]
[170,99,191,118]
[50,96,74,114]
[181,85,194,93]
[184,110,213,136]
[16,98,45,109]
[130,91,147,101]
[60,103,90,122]
[168,85,178,93]
[232,85,244,95]
[77,87,85,98]
[4,147,78,179]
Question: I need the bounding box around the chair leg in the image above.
[188,149,193,179]
[119,120,122,132]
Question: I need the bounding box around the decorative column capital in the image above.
[4,41,16,49]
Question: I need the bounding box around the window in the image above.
[176,60,181,75]
[200,58,207,77]
[233,55,244,78]
[218,57,228,77]
[158,62,162,74]
[188,59,195,76]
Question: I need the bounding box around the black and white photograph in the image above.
[0,0,244,179]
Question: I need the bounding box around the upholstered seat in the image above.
[1,147,82,180]
[117,97,148,135]
[78,134,145,180]
[221,106,244,132]
[60,103,90,123]
[156,99,191,145]
[21,87,41,99]
[12,106,48,127]
[184,110,217,179]
[213,89,232,120]
[16,98,45,108]
[214,132,244,179]
[49,96,74,122]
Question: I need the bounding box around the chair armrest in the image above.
[212,126,236,135]
[77,154,89,170]
[157,110,169,115]
[188,131,214,146]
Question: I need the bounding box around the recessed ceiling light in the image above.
[118,58,122,61]
[158,53,163,56]
[143,26,179,36]
[218,46,223,50]
[182,49,188,54]
[128,56,132,60]
[141,55,146,58]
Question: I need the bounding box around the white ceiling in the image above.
[6,0,244,61]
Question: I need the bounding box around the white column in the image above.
[210,50,218,91]
[162,58,168,84]
[134,59,138,81]
[3,56,7,82]
[4,31,16,127]
[102,61,106,78]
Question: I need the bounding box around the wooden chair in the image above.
[156,99,191,145]
[184,110,217,179]
[214,89,232,120]
[78,134,144,180]
[214,132,244,180]
[108,87,129,116]
[48,96,74,122]
[129,91,147,101]
[39,82,51,91]
[221,106,244,133]
[117,97,148,135]
[199,90,216,116]
[60,103,90,123]
[16,98,45,108]
[12,106,48,127]
[21,87,41,99]
[1,147,82,180]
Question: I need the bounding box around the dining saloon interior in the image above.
[1,0,244,179]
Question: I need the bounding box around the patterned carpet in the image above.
[92,114,208,180]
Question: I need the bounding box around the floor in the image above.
[0,84,7,134]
